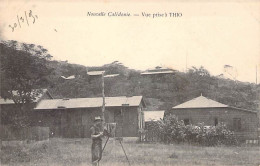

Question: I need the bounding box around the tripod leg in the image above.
[102,136,110,152]
[98,136,110,162]
[119,140,131,166]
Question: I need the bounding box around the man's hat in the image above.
[94,116,102,121]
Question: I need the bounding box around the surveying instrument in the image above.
[100,123,131,166]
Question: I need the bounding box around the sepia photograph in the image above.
[0,0,260,165]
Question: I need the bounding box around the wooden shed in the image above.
[34,96,146,138]
[144,110,165,122]
[0,89,53,126]
[171,95,258,141]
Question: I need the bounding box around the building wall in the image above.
[36,106,142,138]
[1,91,53,126]
[171,107,258,140]
[122,107,139,137]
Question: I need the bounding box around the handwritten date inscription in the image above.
[9,10,38,32]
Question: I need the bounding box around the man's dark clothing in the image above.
[90,125,102,163]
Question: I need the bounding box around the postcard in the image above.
[0,1,259,166]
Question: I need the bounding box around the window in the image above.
[233,118,241,131]
[184,119,190,125]
[214,118,218,126]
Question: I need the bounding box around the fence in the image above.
[0,125,49,141]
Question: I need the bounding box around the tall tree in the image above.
[0,40,52,126]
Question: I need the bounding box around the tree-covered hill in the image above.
[1,40,258,112]
[46,60,259,112]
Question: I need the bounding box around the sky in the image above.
[0,0,259,83]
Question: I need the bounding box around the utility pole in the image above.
[87,71,119,129]
[87,70,106,127]
[101,71,105,123]
[256,65,260,145]
[256,65,258,84]
[186,52,188,73]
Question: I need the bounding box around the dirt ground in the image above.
[1,138,260,166]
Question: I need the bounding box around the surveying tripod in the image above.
[98,123,131,166]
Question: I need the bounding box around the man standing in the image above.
[90,116,103,166]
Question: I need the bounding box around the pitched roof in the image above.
[87,71,105,76]
[35,96,144,110]
[172,95,228,109]
[144,111,165,122]
[141,67,176,75]
[0,89,52,105]
[141,71,174,75]
[104,74,120,78]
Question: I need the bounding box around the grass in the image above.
[1,138,260,166]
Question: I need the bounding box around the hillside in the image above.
[45,60,259,112]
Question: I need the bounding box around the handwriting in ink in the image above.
[9,10,38,32]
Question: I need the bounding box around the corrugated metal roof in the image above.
[35,96,143,110]
[172,95,228,109]
[141,71,174,75]
[87,71,105,76]
[144,111,165,122]
[0,89,50,105]
[125,96,143,106]
[104,74,120,78]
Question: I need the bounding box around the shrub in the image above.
[157,114,186,143]
[156,115,238,146]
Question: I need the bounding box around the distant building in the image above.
[87,70,105,76]
[141,66,176,76]
[171,95,258,141]
[0,89,53,125]
[144,110,165,122]
[34,96,146,138]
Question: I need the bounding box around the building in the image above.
[141,66,176,76]
[0,89,53,125]
[144,110,165,122]
[142,111,165,142]
[34,96,146,138]
[171,95,258,140]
